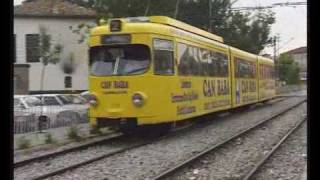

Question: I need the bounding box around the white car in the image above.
[80,91,90,102]
[14,95,68,124]
[14,94,89,126]
[32,94,89,122]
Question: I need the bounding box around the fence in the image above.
[14,107,89,134]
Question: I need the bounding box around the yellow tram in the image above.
[87,16,275,133]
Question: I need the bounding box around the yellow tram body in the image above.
[87,16,275,130]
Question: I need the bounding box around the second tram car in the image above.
[87,16,276,133]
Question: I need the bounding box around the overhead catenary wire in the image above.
[230,1,307,11]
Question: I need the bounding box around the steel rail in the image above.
[14,132,123,168]
[30,138,158,180]
[15,95,293,168]
[16,96,298,180]
[242,115,307,180]
[29,118,210,180]
[150,98,306,180]
[28,96,292,180]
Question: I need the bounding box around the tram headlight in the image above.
[132,93,145,107]
[88,94,98,107]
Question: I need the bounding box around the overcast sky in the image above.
[14,0,307,55]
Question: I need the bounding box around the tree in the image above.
[178,0,275,54]
[276,53,300,85]
[39,25,63,91]
[69,0,275,54]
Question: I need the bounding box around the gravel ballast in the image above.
[44,97,306,180]
[252,121,307,180]
[166,102,306,180]
[14,135,151,180]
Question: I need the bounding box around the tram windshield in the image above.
[89,44,150,76]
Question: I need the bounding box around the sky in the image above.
[14,0,307,55]
[232,0,307,55]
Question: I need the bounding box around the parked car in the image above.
[80,91,90,102]
[32,94,89,123]
[14,95,69,127]
[14,94,89,128]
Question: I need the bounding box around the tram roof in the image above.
[148,16,223,43]
[91,16,224,43]
[257,56,274,65]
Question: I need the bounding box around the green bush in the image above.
[89,126,102,135]
[67,125,82,141]
[44,133,56,144]
[16,136,31,149]
[276,54,300,85]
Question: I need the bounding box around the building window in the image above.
[64,76,72,88]
[14,34,16,63]
[13,76,17,94]
[26,34,40,62]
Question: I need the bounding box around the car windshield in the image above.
[89,44,150,76]
[58,95,86,105]
[23,96,42,107]
[33,96,61,106]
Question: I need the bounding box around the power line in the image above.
[231,1,306,11]
[277,37,295,53]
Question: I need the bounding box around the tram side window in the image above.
[178,43,191,76]
[260,65,264,79]
[190,46,200,76]
[199,48,209,76]
[217,52,229,77]
[153,38,174,75]
[235,58,256,78]
[208,51,228,77]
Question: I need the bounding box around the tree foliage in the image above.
[38,26,63,91]
[276,53,300,85]
[69,0,275,54]
[39,26,63,66]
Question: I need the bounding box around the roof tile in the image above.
[14,0,96,18]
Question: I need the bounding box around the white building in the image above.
[14,0,97,94]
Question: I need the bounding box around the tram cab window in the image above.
[153,39,174,75]
[89,44,150,76]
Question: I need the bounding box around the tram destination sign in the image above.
[101,34,131,44]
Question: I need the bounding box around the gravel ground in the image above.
[47,97,305,180]
[14,135,150,180]
[166,102,306,180]
[14,131,119,164]
[252,121,307,180]
[14,125,113,162]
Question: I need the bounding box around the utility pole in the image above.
[174,0,180,19]
[208,0,212,32]
[273,36,277,61]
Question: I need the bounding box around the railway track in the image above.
[14,118,205,180]
[14,96,301,180]
[150,98,306,180]
[14,132,123,168]
[242,116,306,180]
[14,96,288,168]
